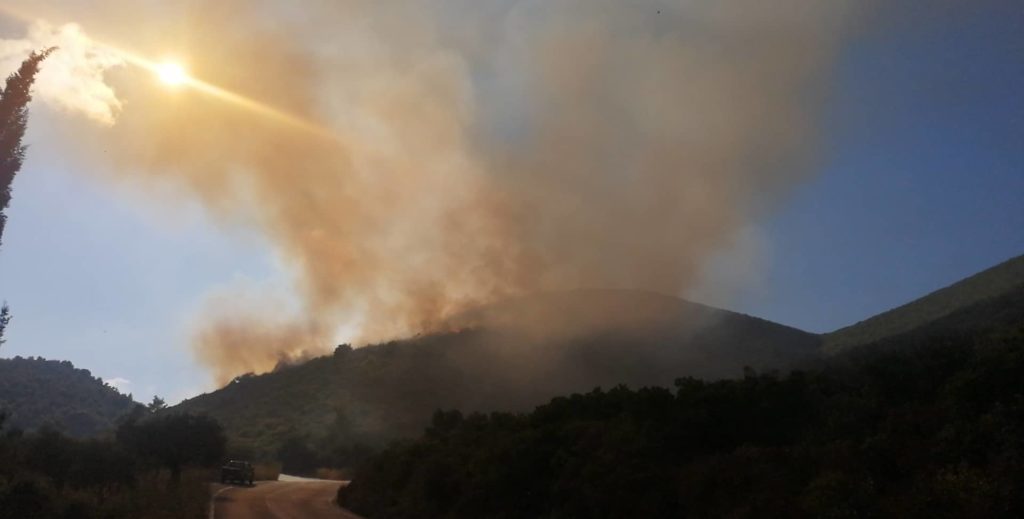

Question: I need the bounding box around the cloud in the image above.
[103,376,131,392]
[0,20,123,124]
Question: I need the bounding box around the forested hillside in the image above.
[173,290,821,458]
[0,357,137,437]
[824,254,1024,352]
[340,284,1024,518]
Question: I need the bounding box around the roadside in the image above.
[210,474,361,519]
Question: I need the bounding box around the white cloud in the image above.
[0,20,123,124]
[103,376,131,392]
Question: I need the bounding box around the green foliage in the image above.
[0,357,138,437]
[340,286,1024,518]
[0,411,222,519]
[0,48,54,250]
[825,254,1024,352]
[173,290,820,459]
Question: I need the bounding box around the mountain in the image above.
[0,356,138,437]
[838,280,1024,359]
[341,283,1024,519]
[823,254,1024,353]
[176,254,1024,457]
[172,289,821,454]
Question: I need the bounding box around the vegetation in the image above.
[147,395,169,413]
[824,253,1024,352]
[0,357,138,437]
[117,410,227,484]
[1,49,53,361]
[0,410,226,519]
[1,48,53,250]
[340,286,1024,518]
[0,302,9,350]
[172,290,820,460]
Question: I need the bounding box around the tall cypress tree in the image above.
[0,48,54,349]
[0,47,54,250]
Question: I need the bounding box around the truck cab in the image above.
[220,460,255,486]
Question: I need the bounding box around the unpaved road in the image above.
[211,478,363,519]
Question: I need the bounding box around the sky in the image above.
[721,0,1024,330]
[0,1,1021,404]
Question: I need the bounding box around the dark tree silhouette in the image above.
[146,395,168,413]
[339,287,1024,518]
[25,426,75,491]
[117,413,226,485]
[0,48,54,250]
[0,418,210,517]
[1,49,53,356]
[277,435,320,475]
[0,302,10,350]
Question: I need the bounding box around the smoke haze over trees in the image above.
[340,282,1024,518]
[172,256,1023,460]
[171,290,821,456]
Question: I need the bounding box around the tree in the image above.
[0,49,53,359]
[117,413,226,485]
[0,302,10,350]
[277,435,320,475]
[0,48,54,250]
[146,395,167,413]
[25,426,77,491]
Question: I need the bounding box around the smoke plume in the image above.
[2,0,860,383]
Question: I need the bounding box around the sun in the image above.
[156,62,188,86]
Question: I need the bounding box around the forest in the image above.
[339,287,1024,518]
[0,409,226,519]
[0,357,137,437]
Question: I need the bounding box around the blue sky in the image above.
[0,1,1021,403]
[732,0,1024,330]
[0,115,283,402]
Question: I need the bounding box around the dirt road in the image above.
[211,478,363,519]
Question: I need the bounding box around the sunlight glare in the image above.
[156,62,188,86]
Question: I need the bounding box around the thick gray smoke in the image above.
[3,0,860,383]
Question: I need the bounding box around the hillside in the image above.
[341,284,1024,518]
[173,290,821,455]
[823,254,1024,353]
[0,356,138,437]
[838,281,1024,359]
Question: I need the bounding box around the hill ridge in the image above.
[172,289,820,454]
[824,254,1024,353]
[0,356,139,437]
